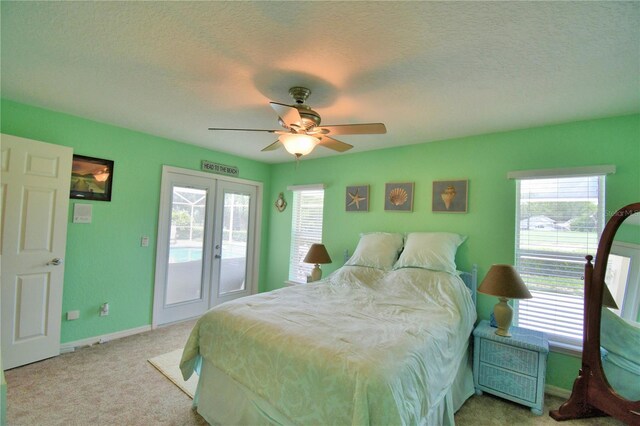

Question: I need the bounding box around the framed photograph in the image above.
[70,155,114,201]
[432,179,468,213]
[345,185,369,212]
[384,182,414,212]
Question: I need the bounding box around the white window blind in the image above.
[288,187,324,283]
[515,175,605,347]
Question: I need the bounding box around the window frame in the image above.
[509,166,615,352]
[287,184,325,284]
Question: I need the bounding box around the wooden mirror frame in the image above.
[550,202,640,423]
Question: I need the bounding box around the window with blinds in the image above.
[288,186,325,283]
[514,174,606,347]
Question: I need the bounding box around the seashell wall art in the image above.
[432,179,468,213]
[384,182,414,212]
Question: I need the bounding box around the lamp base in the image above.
[310,264,322,282]
[493,297,513,337]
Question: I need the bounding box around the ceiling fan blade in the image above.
[270,102,302,127]
[318,123,387,135]
[261,140,282,152]
[208,127,277,133]
[317,136,353,152]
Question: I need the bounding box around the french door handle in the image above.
[47,258,64,266]
[214,254,221,259]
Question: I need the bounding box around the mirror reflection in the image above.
[601,211,640,401]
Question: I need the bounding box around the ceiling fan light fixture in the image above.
[279,133,319,157]
[208,86,385,159]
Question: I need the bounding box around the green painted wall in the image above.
[1,99,272,343]
[0,346,5,426]
[266,114,640,390]
[3,97,639,392]
[616,222,640,244]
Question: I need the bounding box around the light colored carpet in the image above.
[148,349,198,399]
[5,319,208,426]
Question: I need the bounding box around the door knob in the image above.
[47,258,64,266]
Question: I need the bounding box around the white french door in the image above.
[153,171,215,325]
[212,180,257,306]
[152,166,261,326]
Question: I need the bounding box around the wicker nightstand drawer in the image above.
[480,339,539,377]
[478,363,538,403]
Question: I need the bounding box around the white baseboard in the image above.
[545,384,571,399]
[59,325,151,353]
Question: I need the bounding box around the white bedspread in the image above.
[181,266,476,425]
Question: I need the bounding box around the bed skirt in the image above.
[193,344,475,426]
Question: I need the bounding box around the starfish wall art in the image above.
[345,185,369,212]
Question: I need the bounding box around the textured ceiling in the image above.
[1,2,638,163]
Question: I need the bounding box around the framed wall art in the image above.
[345,185,369,212]
[384,182,414,212]
[70,155,114,201]
[432,179,468,213]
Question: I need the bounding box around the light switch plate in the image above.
[73,203,92,223]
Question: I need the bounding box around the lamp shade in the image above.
[303,243,332,265]
[478,264,532,300]
[279,133,319,157]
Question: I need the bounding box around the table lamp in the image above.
[478,264,532,337]
[303,243,332,282]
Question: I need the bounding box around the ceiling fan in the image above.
[208,87,386,159]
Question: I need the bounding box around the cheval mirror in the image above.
[550,202,640,424]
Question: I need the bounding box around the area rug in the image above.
[148,348,198,399]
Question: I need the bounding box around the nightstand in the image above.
[473,320,549,415]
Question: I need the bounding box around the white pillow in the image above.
[345,232,404,270]
[393,232,466,273]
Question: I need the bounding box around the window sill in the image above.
[284,280,303,287]
[549,340,582,358]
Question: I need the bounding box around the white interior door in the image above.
[152,166,261,326]
[1,134,72,370]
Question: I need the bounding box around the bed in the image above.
[180,232,478,425]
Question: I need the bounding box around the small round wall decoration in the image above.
[275,192,287,212]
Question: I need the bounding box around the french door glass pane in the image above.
[219,191,249,295]
[166,186,206,305]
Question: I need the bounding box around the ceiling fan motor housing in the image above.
[277,87,321,130]
[295,105,321,129]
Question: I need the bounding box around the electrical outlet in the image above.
[67,310,80,320]
[141,236,149,247]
